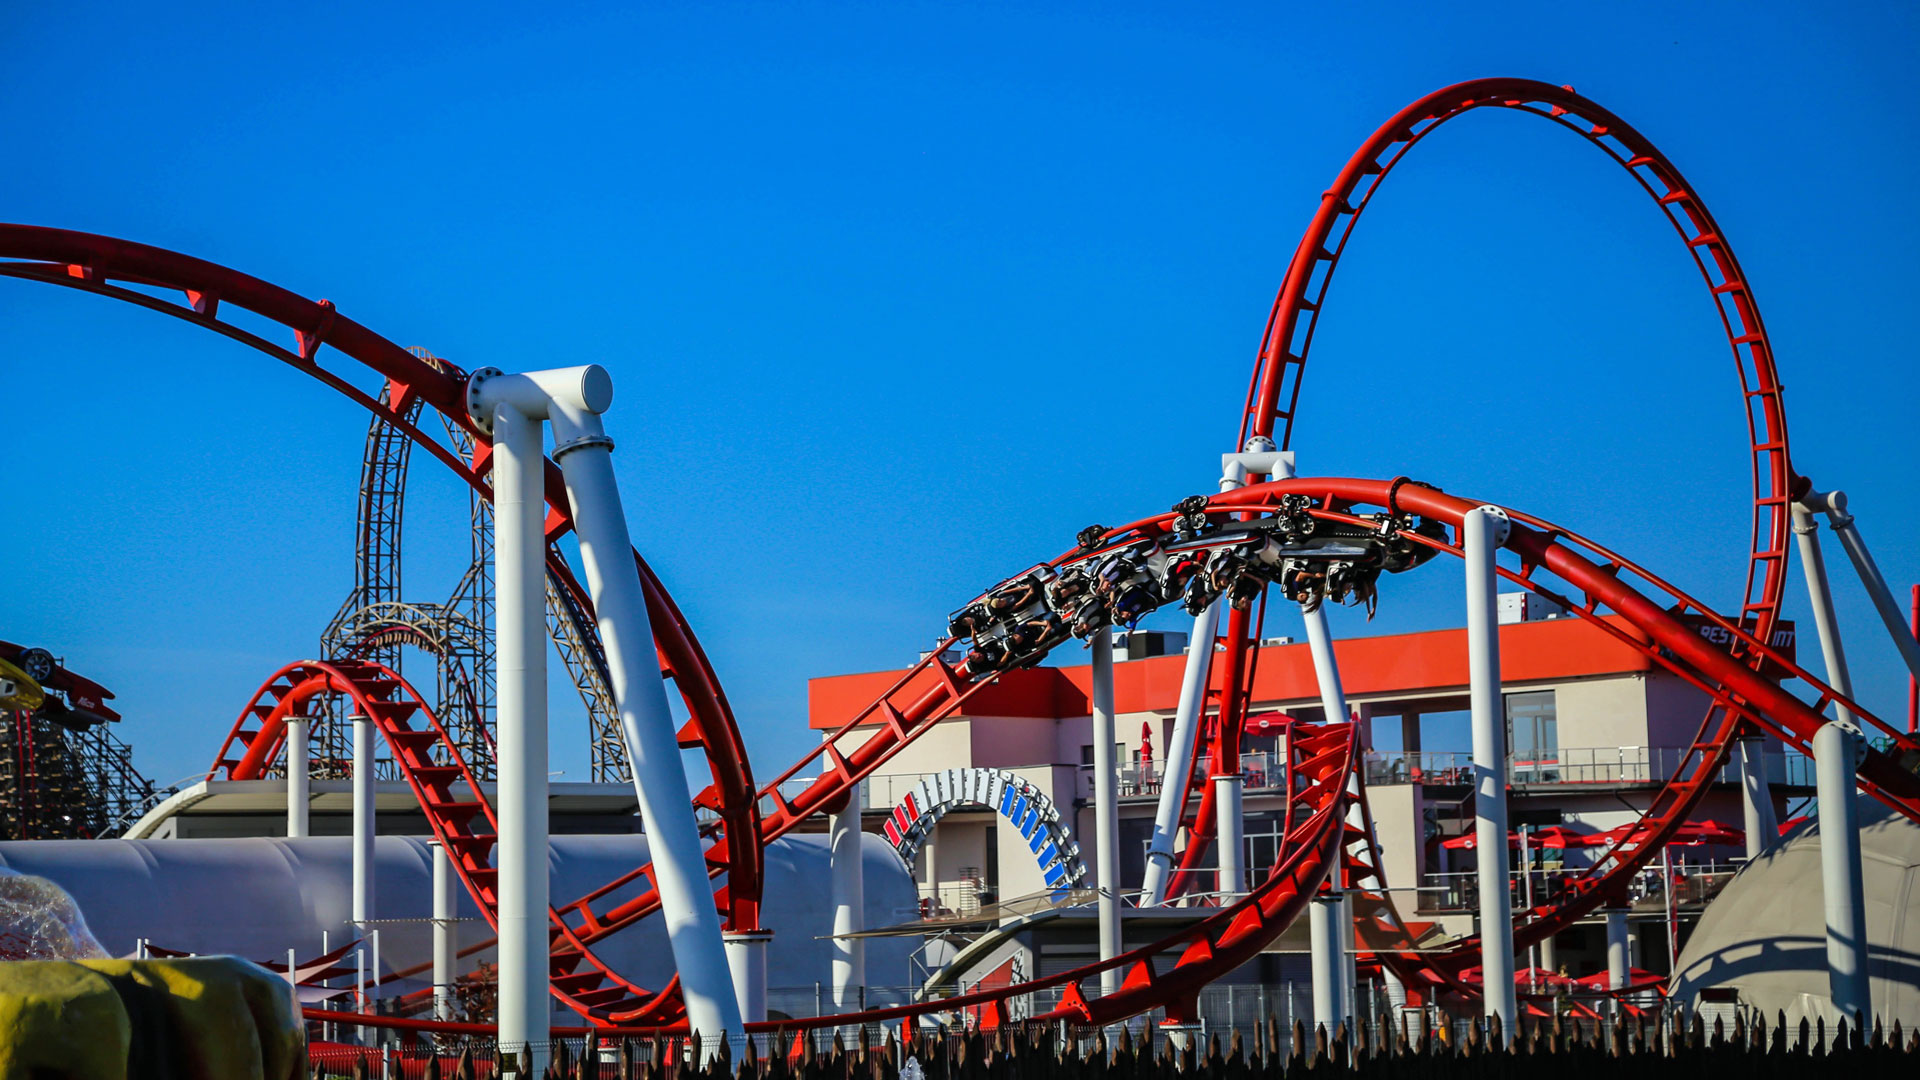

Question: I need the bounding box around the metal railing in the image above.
[1364,745,1816,788]
[1415,863,1741,915]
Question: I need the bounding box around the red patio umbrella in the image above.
[1528,825,1607,849]
[1778,815,1811,835]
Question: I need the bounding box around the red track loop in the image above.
[0,225,759,1023]
[1176,77,1794,902]
[1188,479,1918,992]
[209,658,698,1025]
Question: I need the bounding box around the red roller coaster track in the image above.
[0,76,1889,1034]
[1175,77,1794,916]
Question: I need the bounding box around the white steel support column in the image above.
[1736,734,1778,860]
[1090,630,1123,994]
[286,713,309,839]
[724,930,773,1026]
[430,839,457,1022]
[1140,598,1220,906]
[487,364,743,1055]
[1604,907,1630,991]
[1309,890,1345,1033]
[1792,502,1858,724]
[1813,490,1920,683]
[1214,772,1245,898]
[351,713,375,931]
[1463,506,1517,1028]
[486,399,549,1073]
[828,801,866,1010]
[1814,719,1871,1022]
[1339,891,1358,1025]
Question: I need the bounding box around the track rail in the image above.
[1176,77,1795,904]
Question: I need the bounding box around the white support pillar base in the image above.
[286,714,309,839]
[725,929,773,1027]
[1214,772,1245,899]
[1604,907,1630,991]
[1737,734,1778,860]
[431,838,457,1022]
[1309,890,1346,1034]
[351,713,376,931]
[828,800,866,1010]
[1814,719,1871,1022]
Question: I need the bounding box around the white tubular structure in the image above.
[351,712,375,931]
[1814,719,1871,1022]
[1604,906,1629,991]
[431,838,456,1022]
[1791,501,1858,724]
[1339,891,1358,1024]
[472,364,744,1059]
[1309,890,1345,1033]
[1140,598,1219,906]
[483,398,549,1072]
[1090,630,1123,994]
[724,929,773,1027]
[1806,489,1920,683]
[1736,734,1778,860]
[286,713,309,839]
[828,800,865,1009]
[1463,506,1518,1028]
[1214,772,1245,898]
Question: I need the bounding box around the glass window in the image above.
[1505,691,1558,781]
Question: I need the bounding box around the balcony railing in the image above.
[1415,864,1739,915]
[1364,745,1816,789]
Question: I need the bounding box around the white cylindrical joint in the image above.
[1463,506,1518,1029]
[1214,772,1245,898]
[1140,599,1221,905]
[828,800,866,1010]
[1090,630,1123,996]
[1309,889,1346,1034]
[551,391,743,1052]
[491,401,551,1074]
[286,713,310,839]
[1736,734,1778,860]
[430,838,457,1022]
[351,712,376,929]
[725,929,774,1028]
[1814,719,1871,1023]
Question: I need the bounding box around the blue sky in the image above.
[1,2,1915,793]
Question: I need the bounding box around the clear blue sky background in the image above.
[1,2,1915,794]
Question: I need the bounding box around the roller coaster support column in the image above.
[476,392,549,1073]
[1736,733,1778,859]
[286,713,309,839]
[352,711,375,931]
[472,364,746,1057]
[431,838,456,1022]
[724,930,772,1026]
[1091,629,1122,993]
[1805,490,1920,684]
[829,801,866,1009]
[1309,888,1345,1033]
[1604,906,1629,991]
[1814,719,1871,1022]
[1464,506,1518,1029]
[1214,772,1245,897]
[1141,596,1219,905]
[1791,501,1859,724]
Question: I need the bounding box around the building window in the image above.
[1505,690,1557,781]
